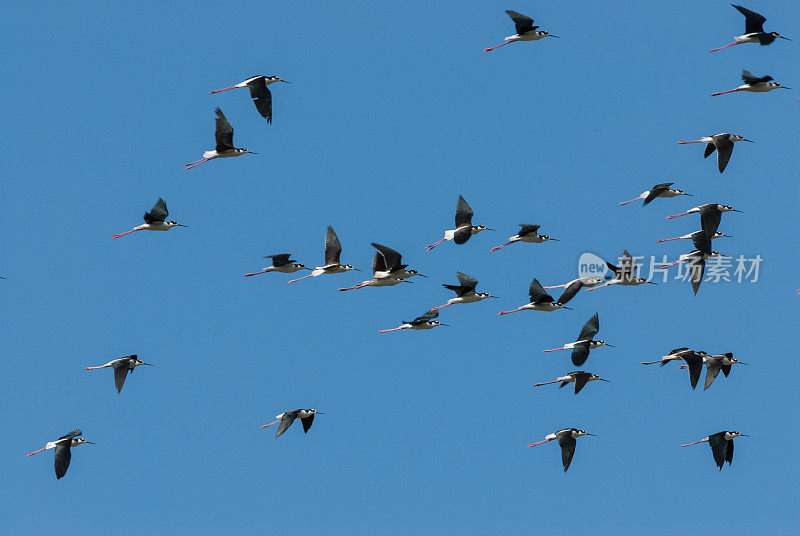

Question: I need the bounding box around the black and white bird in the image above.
[288,226,360,283]
[709,4,790,52]
[84,355,153,394]
[677,133,753,173]
[426,195,492,251]
[660,233,722,296]
[711,70,790,96]
[111,197,187,239]
[533,371,609,395]
[527,428,594,473]
[338,245,418,291]
[585,250,655,292]
[664,204,742,240]
[490,224,558,252]
[378,309,448,333]
[657,230,731,243]
[681,431,747,470]
[244,254,310,277]
[679,352,747,391]
[210,75,291,123]
[542,313,613,366]
[484,10,558,52]
[431,271,498,310]
[617,182,692,206]
[497,277,570,315]
[260,409,323,438]
[26,430,93,479]
[641,347,708,367]
[185,108,256,170]
[543,277,605,304]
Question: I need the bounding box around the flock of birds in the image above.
[25,4,790,478]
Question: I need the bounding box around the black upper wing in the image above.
[704,359,722,390]
[247,78,273,123]
[682,352,704,389]
[732,5,766,35]
[528,278,553,303]
[144,198,169,224]
[573,372,590,394]
[741,70,772,84]
[556,280,582,305]
[301,414,315,433]
[275,411,298,438]
[643,183,672,206]
[324,226,342,266]
[571,342,591,367]
[54,443,72,479]
[577,312,600,341]
[455,271,478,290]
[410,309,439,325]
[372,251,386,274]
[214,107,235,151]
[713,136,735,173]
[517,224,541,236]
[708,432,729,470]
[701,209,722,239]
[455,195,474,228]
[556,432,577,472]
[452,226,473,245]
[505,10,536,34]
[371,243,403,271]
[112,360,131,393]
[265,254,293,267]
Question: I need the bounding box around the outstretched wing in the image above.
[573,373,590,394]
[324,226,342,266]
[247,78,273,123]
[372,251,387,274]
[732,4,766,35]
[556,280,582,305]
[683,352,704,389]
[214,107,235,151]
[452,226,472,245]
[517,224,541,236]
[54,443,72,479]
[704,359,722,390]
[265,254,293,266]
[577,312,600,341]
[571,342,591,367]
[455,195,474,227]
[714,137,734,173]
[505,10,536,34]
[275,413,297,438]
[301,414,315,433]
[144,197,169,223]
[371,243,403,270]
[528,278,553,303]
[708,432,729,470]
[643,183,672,206]
[701,210,722,240]
[556,433,577,472]
[58,430,83,441]
[111,360,130,393]
[455,271,478,290]
[741,70,772,84]
[413,309,439,324]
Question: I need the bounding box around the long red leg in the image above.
[660,260,683,268]
[84,365,111,370]
[640,359,663,365]
[497,308,522,316]
[532,380,560,387]
[378,326,407,333]
[26,447,46,457]
[244,271,269,277]
[490,241,515,252]
[111,229,141,239]
[425,238,446,251]
[542,284,567,290]
[708,41,741,53]
[527,438,553,447]
[656,237,682,243]
[585,282,611,292]
[484,42,512,52]
[184,158,211,170]
[542,347,566,353]
[260,419,280,429]
[680,440,705,447]
[209,86,239,94]
[430,303,451,311]
[710,89,738,96]
[618,197,643,206]
[338,283,366,292]
[676,140,703,144]
[665,212,690,220]
[288,274,314,284]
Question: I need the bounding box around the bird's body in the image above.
[426,195,491,251]
[709,5,790,52]
[378,309,448,333]
[542,313,613,366]
[711,70,790,96]
[288,226,360,283]
[84,355,153,393]
[679,352,746,390]
[26,430,93,479]
[244,254,310,277]
[641,347,707,367]
[209,75,290,123]
[261,409,323,438]
[484,10,558,52]
[643,348,708,389]
[617,182,691,206]
[542,278,604,305]
[340,243,423,291]
[497,277,569,315]
[664,204,742,240]
[681,431,746,470]
[491,224,558,252]
[585,250,654,292]
[527,428,593,472]
[111,198,187,239]
[432,271,498,310]
[677,133,752,173]
[657,230,730,243]
[533,371,608,394]
[185,108,256,170]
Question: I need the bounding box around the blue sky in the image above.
[2,1,798,533]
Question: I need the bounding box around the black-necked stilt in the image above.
[26,430,93,479]
[542,312,613,366]
[709,5,790,52]
[84,355,153,394]
[664,204,742,240]
[426,195,492,251]
[210,75,291,124]
[288,226,360,283]
[657,230,731,243]
[679,352,746,391]
[681,431,747,470]
[244,254,310,277]
[370,243,425,280]
[617,182,692,206]
[431,271,498,310]
[261,409,323,438]
[490,224,558,252]
[378,309,448,333]
[111,197,187,239]
[338,249,414,291]
[660,233,721,296]
[542,277,605,304]
[585,250,654,292]
[184,108,256,170]
[711,70,790,96]
[641,347,707,367]
[527,428,593,473]
[533,371,609,395]
[677,133,753,173]
[497,277,570,315]
[484,10,558,52]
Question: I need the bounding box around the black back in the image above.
[265,254,294,267]
[571,372,591,394]
[143,198,169,224]
[214,107,235,151]
[707,432,732,470]
[454,195,474,228]
[324,226,343,266]
[741,70,773,85]
[712,135,735,173]
[528,278,554,303]
[406,309,439,326]
[453,226,473,245]
[517,224,541,236]
[577,313,600,341]
[556,431,577,472]
[371,243,404,271]
[732,4,766,35]
[444,271,479,296]
[246,77,273,123]
[301,414,315,433]
[643,182,673,206]
[111,358,134,393]
[505,10,537,34]
[700,206,722,239]
[682,351,705,389]
[571,342,591,367]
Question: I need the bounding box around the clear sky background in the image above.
[2,1,798,534]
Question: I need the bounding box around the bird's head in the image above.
[406,269,427,278]
[134,358,154,367]
[167,221,188,228]
[541,234,559,242]
[582,277,605,286]
[478,292,499,299]
[72,438,94,447]
[730,135,754,143]
[590,374,609,382]
[343,265,360,272]
[541,30,559,38]
[266,76,292,84]
[770,32,790,41]
[573,429,593,437]
[727,431,747,439]
[308,409,324,415]
[474,225,493,233]
[294,263,310,270]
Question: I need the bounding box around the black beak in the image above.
[778,35,791,40]
[281,80,293,83]
[742,139,754,143]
